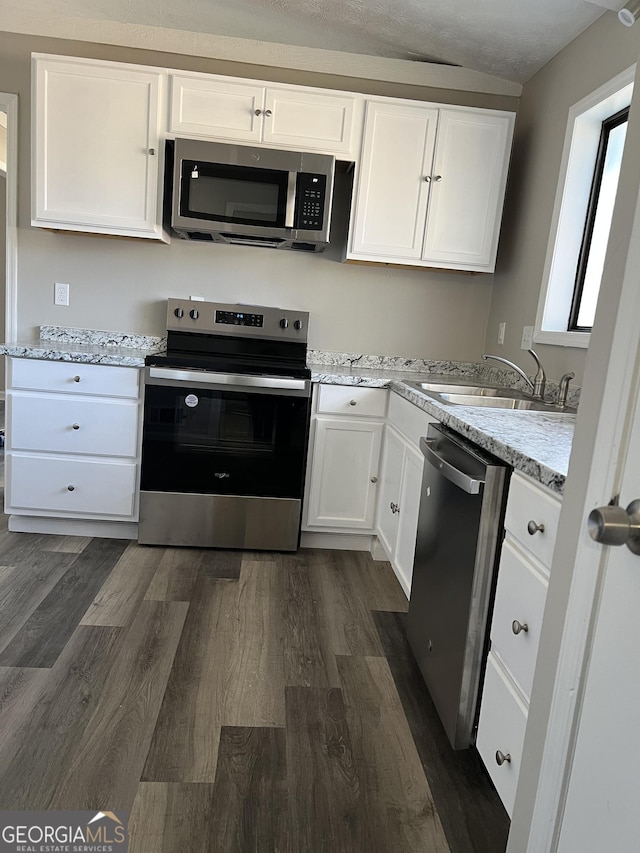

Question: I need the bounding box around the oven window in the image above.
[141,385,310,499]
[180,162,288,227]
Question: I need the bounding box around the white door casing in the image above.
[0,92,17,344]
[507,58,640,852]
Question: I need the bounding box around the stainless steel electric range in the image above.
[138,298,311,551]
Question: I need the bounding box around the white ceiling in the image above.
[8,0,625,83]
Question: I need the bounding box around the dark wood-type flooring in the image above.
[0,507,509,852]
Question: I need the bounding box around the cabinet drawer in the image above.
[504,472,561,566]
[476,652,528,817]
[9,394,139,458]
[491,539,549,700]
[9,359,139,399]
[7,454,137,518]
[388,390,434,446]
[316,384,387,418]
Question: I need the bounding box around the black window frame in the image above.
[568,106,629,332]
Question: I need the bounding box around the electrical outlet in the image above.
[54,282,69,306]
[521,325,534,350]
[498,322,506,345]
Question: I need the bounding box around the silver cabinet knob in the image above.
[255,108,263,116]
[588,500,640,555]
[512,619,529,635]
[390,502,400,514]
[72,423,80,430]
[371,476,378,483]
[264,109,272,117]
[349,399,357,406]
[424,175,432,182]
[527,520,545,535]
[73,375,81,383]
[496,750,511,766]
[148,148,156,156]
[67,485,75,492]
[434,175,443,182]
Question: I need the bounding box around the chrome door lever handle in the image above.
[588,500,640,555]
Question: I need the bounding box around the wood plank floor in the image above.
[0,513,509,851]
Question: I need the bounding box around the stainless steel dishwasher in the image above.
[407,422,510,750]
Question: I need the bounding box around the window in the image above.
[535,67,634,348]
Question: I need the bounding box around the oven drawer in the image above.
[316,384,388,417]
[9,359,140,399]
[9,394,139,458]
[6,454,138,518]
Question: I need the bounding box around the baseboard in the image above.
[7,515,138,539]
[300,531,376,551]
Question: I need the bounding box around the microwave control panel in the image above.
[295,173,327,231]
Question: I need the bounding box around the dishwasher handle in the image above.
[420,436,484,495]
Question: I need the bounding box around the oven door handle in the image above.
[146,366,309,392]
[285,171,297,229]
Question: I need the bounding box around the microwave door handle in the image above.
[285,172,297,228]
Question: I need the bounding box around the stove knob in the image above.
[189,309,199,320]
[280,318,289,329]
[294,319,304,331]
[174,307,184,318]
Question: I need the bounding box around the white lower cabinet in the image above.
[476,471,561,816]
[375,393,435,597]
[304,385,387,533]
[5,358,142,524]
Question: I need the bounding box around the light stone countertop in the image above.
[309,363,575,494]
[0,331,575,494]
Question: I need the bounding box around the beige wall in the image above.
[485,14,640,386]
[0,31,515,359]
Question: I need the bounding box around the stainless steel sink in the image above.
[405,380,576,413]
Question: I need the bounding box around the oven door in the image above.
[138,368,311,551]
[141,368,310,498]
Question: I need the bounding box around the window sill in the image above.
[534,330,590,349]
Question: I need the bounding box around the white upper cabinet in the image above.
[347,100,515,272]
[170,73,361,158]
[351,101,439,259]
[32,55,167,241]
[422,108,515,269]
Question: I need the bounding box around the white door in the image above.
[170,74,264,142]
[376,425,404,557]
[350,101,438,259]
[263,88,356,156]
[422,109,514,271]
[508,59,640,853]
[394,443,424,597]
[305,417,383,529]
[33,57,163,237]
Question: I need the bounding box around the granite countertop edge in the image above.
[0,343,573,493]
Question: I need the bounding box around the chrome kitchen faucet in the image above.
[482,349,547,400]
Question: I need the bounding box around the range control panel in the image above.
[166,298,309,343]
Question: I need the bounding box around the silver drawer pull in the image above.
[370,476,378,483]
[390,502,400,514]
[496,750,511,766]
[254,108,262,116]
[67,485,75,492]
[349,399,357,406]
[72,423,80,430]
[527,520,545,535]
[512,619,529,635]
[73,375,81,383]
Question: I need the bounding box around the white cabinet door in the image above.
[170,75,264,142]
[32,56,165,239]
[263,88,356,155]
[394,441,424,597]
[170,75,359,157]
[376,425,404,556]
[350,100,438,259]
[422,109,515,270]
[306,417,383,529]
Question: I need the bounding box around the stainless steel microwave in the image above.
[169,138,335,251]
